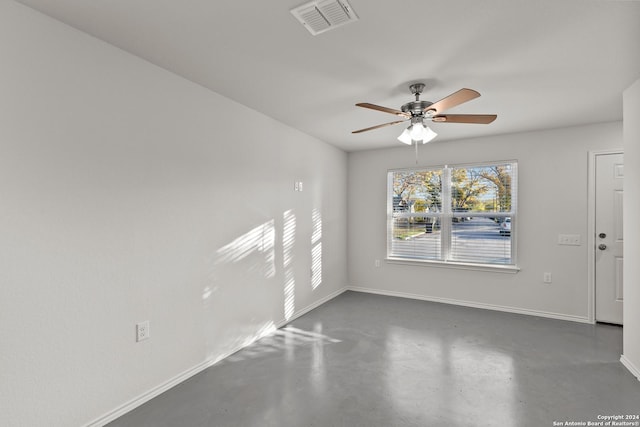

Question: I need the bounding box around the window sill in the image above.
[385,257,520,274]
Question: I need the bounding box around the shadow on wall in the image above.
[283,209,296,321]
[202,208,324,362]
[311,208,322,290]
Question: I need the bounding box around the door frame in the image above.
[587,149,624,324]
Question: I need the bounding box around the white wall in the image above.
[348,122,622,320]
[0,2,347,426]
[622,77,640,378]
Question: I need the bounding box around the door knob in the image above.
[598,244,607,250]
[599,233,606,239]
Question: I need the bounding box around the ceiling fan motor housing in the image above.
[401,100,433,116]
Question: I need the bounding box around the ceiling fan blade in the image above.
[356,103,410,117]
[424,88,481,115]
[352,119,408,134]
[431,114,497,124]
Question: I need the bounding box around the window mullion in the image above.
[386,172,394,258]
[441,166,452,261]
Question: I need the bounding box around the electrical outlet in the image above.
[136,321,150,342]
[374,259,381,268]
[543,272,552,284]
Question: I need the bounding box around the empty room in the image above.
[2,1,640,426]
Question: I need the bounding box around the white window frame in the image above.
[386,160,519,273]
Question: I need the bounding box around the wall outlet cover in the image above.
[136,321,150,342]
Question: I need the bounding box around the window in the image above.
[387,161,517,269]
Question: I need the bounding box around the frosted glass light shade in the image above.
[397,128,412,145]
[421,126,437,143]
[410,123,425,140]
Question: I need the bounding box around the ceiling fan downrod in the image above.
[402,83,433,116]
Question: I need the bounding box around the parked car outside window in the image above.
[499,218,511,236]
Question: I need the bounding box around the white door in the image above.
[595,153,624,325]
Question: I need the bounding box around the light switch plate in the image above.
[558,234,581,246]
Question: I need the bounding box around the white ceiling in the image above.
[15,0,640,151]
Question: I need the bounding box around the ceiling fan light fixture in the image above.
[397,124,437,145]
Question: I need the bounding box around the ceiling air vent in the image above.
[290,0,359,36]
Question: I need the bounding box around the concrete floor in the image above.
[108,291,640,427]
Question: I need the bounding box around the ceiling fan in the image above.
[352,83,497,144]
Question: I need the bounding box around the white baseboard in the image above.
[347,286,592,324]
[84,287,347,427]
[84,358,215,427]
[621,355,640,381]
